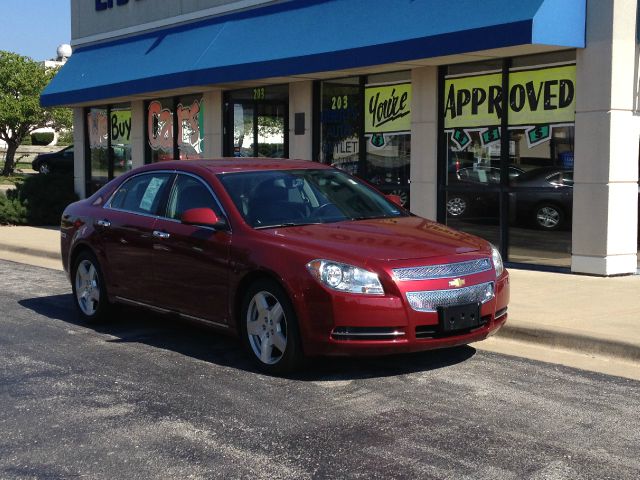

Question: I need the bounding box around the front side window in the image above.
[165,174,220,220]
[219,169,407,229]
[109,173,172,215]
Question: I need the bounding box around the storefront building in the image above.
[42,0,640,276]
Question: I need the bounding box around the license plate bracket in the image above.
[438,302,481,332]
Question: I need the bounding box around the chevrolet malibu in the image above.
[61,159,509,373]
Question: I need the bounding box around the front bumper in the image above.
[297,270,509,357]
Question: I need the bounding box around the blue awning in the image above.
[41,0,586,107]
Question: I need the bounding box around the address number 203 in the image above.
[331,95,349,110]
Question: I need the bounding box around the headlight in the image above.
[306,259,384,295]
[491,244,504,277]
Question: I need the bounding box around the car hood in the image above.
[263,216,487,262]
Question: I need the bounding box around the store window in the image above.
[147,97,174,163]
[111,104,132,178]
[317,71,411,208]
[440,52,576,267]
[147,94,205,162]
[87,107,109,192]
[85,103,132,194]
[318,77,361,171]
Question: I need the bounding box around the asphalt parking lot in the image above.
[1,260,639,479]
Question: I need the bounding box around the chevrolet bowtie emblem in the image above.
[449,278,466,288]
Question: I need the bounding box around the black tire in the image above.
[39,161,51,174]
[71,251,114,324]
[240,278,304,374]
[533,203,564,230]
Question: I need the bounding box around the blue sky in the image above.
[0,0,71,61]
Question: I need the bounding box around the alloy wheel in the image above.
[75,259,100,316]
[246,290,288,365]
[536,206,561,229]
[446,196,467,217]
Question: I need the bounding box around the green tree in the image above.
[0,51,73,175]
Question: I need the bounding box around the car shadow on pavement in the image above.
[19,293,477,381]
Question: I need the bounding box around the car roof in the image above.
[149,158,330,175]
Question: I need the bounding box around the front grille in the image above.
[406,282,494,312]
[415,315,491,339]
[392,258,492,281]
[331,327,405,341]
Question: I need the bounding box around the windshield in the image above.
[218,168,407,228]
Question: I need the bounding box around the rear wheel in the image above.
[71,251,113,323]
[39,162,50,174]
[240,279,303,374]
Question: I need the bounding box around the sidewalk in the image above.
[0,225,639,372]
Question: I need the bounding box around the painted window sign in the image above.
[177,98,205,159]
[87,110,108,149]
[147,98,204,159]
[365,82,412,134]
[444,64,576,129]
[111,110,131,144]
[148,100,174,153]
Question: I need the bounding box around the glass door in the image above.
[224,85,289,158]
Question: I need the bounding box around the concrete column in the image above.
[573,0,639,275]
[130,100,145,169]
[72,107,86,199]
[203,90,223,158]
[410,66,439,220]
[288,81,313,160]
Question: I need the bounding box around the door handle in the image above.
[96,219,111,228]
[153,230,170,239]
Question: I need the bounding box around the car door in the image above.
[98,171,173,305]
[151,172,232,324]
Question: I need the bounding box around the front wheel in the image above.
[39,162,51,174]
[71,251,113,323]
[240,279,304,374]
[534,203,564,230]
[446,195,468,217]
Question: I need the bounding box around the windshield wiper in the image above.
[255,222,323,230]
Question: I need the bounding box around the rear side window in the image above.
[109,173,172,215]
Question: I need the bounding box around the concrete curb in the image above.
[497,323,640,363]
[0,243,60,260]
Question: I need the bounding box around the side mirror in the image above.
[386,194,403,207]
[181,208,225,229]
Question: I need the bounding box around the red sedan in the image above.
[61,159,509,373]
